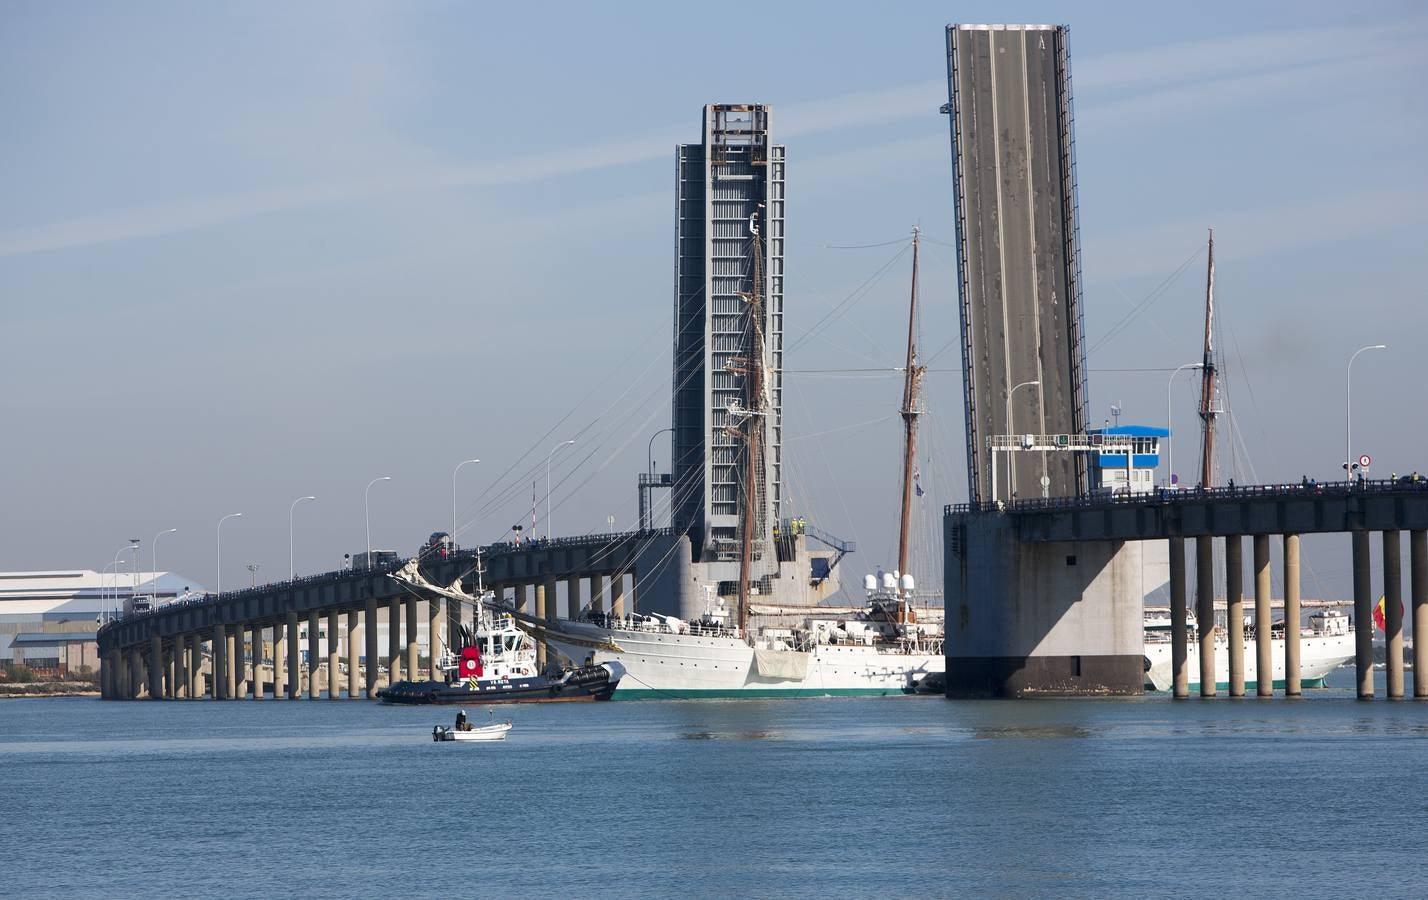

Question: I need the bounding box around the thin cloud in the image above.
[1,19,1419,259]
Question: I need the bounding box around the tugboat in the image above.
[376,559,624,705]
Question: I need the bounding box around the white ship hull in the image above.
[1144,632,1354,691]
[546,620,943,699]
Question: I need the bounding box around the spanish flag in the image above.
[1372,595,1402,632]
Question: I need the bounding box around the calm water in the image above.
[3,669,1426,899]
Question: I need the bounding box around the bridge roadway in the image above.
[945,24,1088,505]
[944,479,1428,700]
[96,528,687,701]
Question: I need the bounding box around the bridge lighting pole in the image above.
[1005,380,1039,499]
[151,528,177,603]
[289,496,316,580]
[101,559,123,624]
[109,545,130,620]
[1346,344,1386,483]
[1165,363,1204,489]
[365,477,392,566]
[546,440,575,539]
[451,459,480,545]
[216,513,242,597]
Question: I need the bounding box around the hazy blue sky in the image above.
[2,1,1425,598]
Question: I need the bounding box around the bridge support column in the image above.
[327,610,341,700]
[388,599,403,685]
[212,625,227,700]
[405,598,419,682]
[447,588,461,658]
[273,622,286,700]
[148,635,163,700]
[1352,529,1373,698]
[307,611,320,699]
[189,637,204,702]
[611,575,626,619]
[286,612,300,699]
[365,598,379,699]
[168,639,180,699]
[428,597,443,681]
[1170,536,1188,699]
[250,626,264,699]
[511,583,526,614]
[566,576,582,620]
[1195,537,1216,697]
[1284,534,1302,697]
[590,574,605,616]
[176,636,189,699]
[535,580,550,673]
[1384,530,1404,699]
[1254,535,1273,697]
[225,627,238,700]
[346,611,360,699]
[1225,535,1245,697]
[1413,530,1428,699]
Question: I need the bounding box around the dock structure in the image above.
[96,531,692,700]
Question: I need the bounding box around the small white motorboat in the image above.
[433,721,511,742]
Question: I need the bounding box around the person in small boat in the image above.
[455,709,472,731]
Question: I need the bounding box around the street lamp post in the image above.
[1165,363,1204,489]
[110,545,129,620]
[289,496,316,580]
[101,560,123,623]
[216,513,242,597]
[546,440,575,539]
[1346,344,1387,483]
[1005,380,1039,499]
[364,476,392,566]
[152,528,177,603]
[648,427,673,477]
[451,459,480,545]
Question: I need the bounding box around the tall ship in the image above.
[522,225,945,698]
[1143,609,1354,692]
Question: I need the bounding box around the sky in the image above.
[2,1,1425,600]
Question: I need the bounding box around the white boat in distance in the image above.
[1143,609,1354,692]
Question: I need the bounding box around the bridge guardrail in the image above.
[945,476,1428,517]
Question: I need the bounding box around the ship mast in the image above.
[733,209,768,638]
[896,228,925,595]
[1196,228,1218,488]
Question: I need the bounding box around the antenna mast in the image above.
[1197,228,1218,488]
[896,228,925,593]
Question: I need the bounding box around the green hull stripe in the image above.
[1145,676,1328,693]
[613,687,911,700]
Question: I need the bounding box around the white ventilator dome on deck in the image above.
[863,574,878,592]
[899,573,915,593]
[881,572,897,591]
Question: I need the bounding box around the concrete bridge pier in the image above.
[365,598,379,698]
[1169,536,1188,699]
[943,512,1146,696]
[404,598,418,682]
[212,625,227,700]
[250,626,264,699]
[535,580,550,671]
[388,598,402,685]
[1413,530,1427,698]
[167,639,180,699]
[590,574,605,615]
[190,638,203,699]
[1352,530,1373,698]
[326,610,340,699]
[1225,536,1245,697]
[225,627,238,700]
[428,597,442,680]
[307,611,320,699]
[1254,535,1273,696]
[273,622,286,700]
[346,610,360,699]
[1284,534,1302,696]
[1195,537,1216,697]
[175,636,188,699]
[1384,530,1404,698]
[149,635,163,700]
[566,576,582,619]
[285,613,299,698]
[611,575,626,618]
